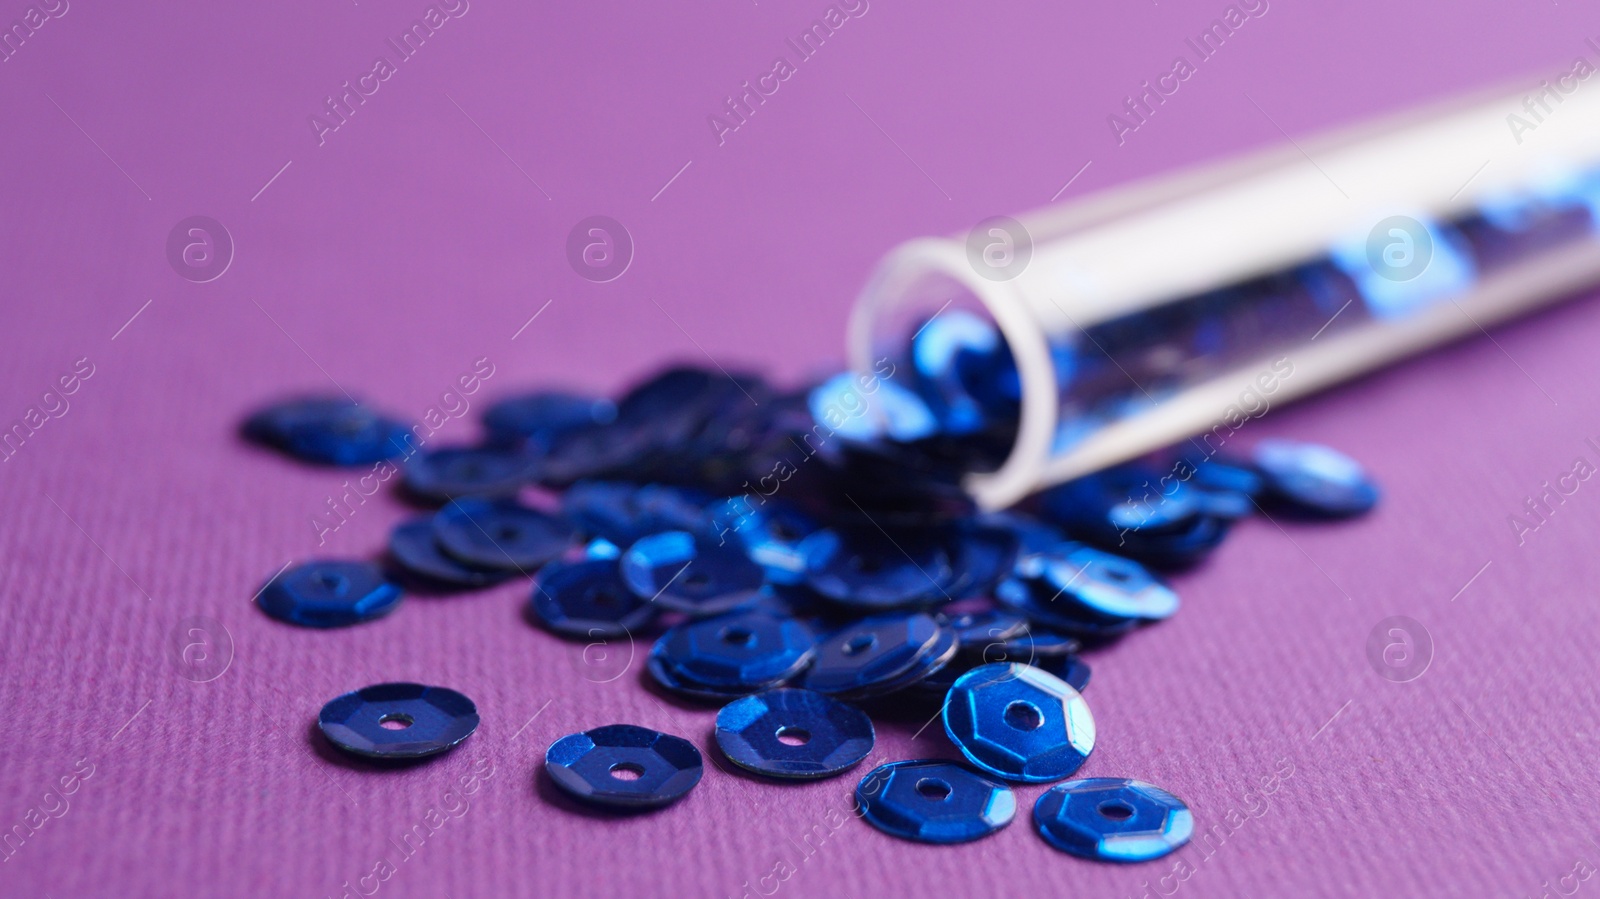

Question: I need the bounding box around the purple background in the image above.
[4,1,1600,897]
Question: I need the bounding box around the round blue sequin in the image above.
[482,391,616,451]
[386,518,510,590]
[803,612,944,698]
[650,610,816,696]
[257,560,402,628]
[243,396,412,467]
[431,498,574,572]
[995,575,1140,642]
[1252,439,1380,518]
[621,530,765,616]
[545,724,703,809]
[856,759,1016,844]
[799,528,953,610]
[1033,778,1194,862]
[943,663,1096,783]
[531,557,656,639]
[1015,546,1180,621]
[403,445,539,502]
[866,621,960,696]
[318,682,479,760]
[715,688,874,779]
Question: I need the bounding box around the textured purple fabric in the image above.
[4,2,1599,897]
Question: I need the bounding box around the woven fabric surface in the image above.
[3,2,1598,897]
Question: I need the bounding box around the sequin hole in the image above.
[1003,700,1044,731]
[775,726,811,746]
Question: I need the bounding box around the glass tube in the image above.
[850,78,1600,509]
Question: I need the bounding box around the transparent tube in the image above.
[850,76,1600,509]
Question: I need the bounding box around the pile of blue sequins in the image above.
[244,330,1378,862]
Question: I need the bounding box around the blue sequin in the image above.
[403,445,539,502]
[1015,546,1179,621]
[621,530,765,616]
[432,498,574,572]
[531,557,656,639]
[649,611,816,698]
[243,396,411,467]
[715,688,874,779]
[318,682,479,760]
[803,612,954,699]
[856,759,1016,844]
[1033,778,1194,862]
[386,518,509,590]
[482,391,616,451]
[545,724,703,809]
[257,560,402,628]
[995,574,1141,642]
[943,663,1095,783]
[1252,439,1380,518]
